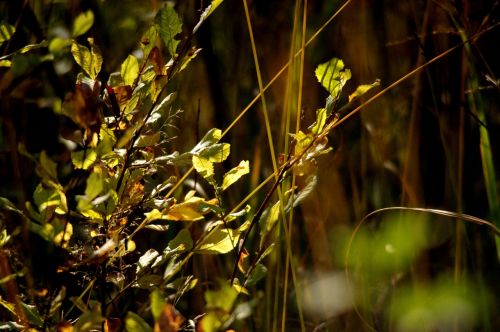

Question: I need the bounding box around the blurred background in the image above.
[1,0,499,330]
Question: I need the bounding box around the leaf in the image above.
[192,155,214,182]
[194,0,224,33]
[259,201,280,243]
[153,303,185,332]
[85,171,104,200]
[121,55,139,86]
[204,281,238,312]
[33,184,61,215]
[167,228,193,253]
[222,160,250,191]
[308,108,327,135]
[137,249,160,274]
[49,37,72,54]
[245,263,267,286]
[71,149,97,169]
[71,38,102,79]
[39,151,58,180]
[315,57,351,99]
[192,128,222,153]
[72,10,94,37]
[125,312,153,332]
[150,290,165,321]
[74,311,105,331]
[155,4,182,57]
[165,198,205,222]
[53,221,72,247]
[200,143,230,163]
[195,224,247,255]
[293,174,318,208]
[140,25,159,59]
[348,79,381,102]
[0,22,15,45]
[0,60,11,67]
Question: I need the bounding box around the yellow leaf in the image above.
[222,160,250,191]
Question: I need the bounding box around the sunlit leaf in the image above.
[200,143,230,163]
[125,312,152,332]
[195,223,247,254]
[137,249,159,274]
[192,128,222,153]
[166,199,205,222]
[192,155,214,182]
[0,59,11,67]
[155,4,182,57]
[121,55,139,86]
[71,149,97,169]
[348,79,380,102]
[308,108,327,135]
[72,10,94,37]
[53,221,72,248]
[222,160,250,191]
[49,37,72,54]
[315,57,351,99]
[71,38,102,80]
[85,171,104,200]
[292,175,318,208]
[260,201,280,242]
[194,0,224,33]
[0,22,15,45]
[33,184,61,214]
[140,25,159,59]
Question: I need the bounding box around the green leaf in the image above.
[85,171,104,200]
[0,22,15,45]
[193,155,215,182]
[192,128,222,153]
[200,143,230,163]
[140,25,159,59]
[195,225,244,255]
[150,290,165,321]
[75,310,105,331]
[205,280,238,312]
[49,37,72,54]
[315,57,351,99]
[72,10,94,37]
[155,4,182,57]
[167,228,193,252]
[245,263,267,286]
[71,38,102,79]
[137,249,160,274]
[259,201,280,243]
[33,184,61,215]
[121,54,139,86]
[222,160,250,191]
[348,79,380,102]
[71,149,97,169]
[125,311,153,332]
[308,108,327,135]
